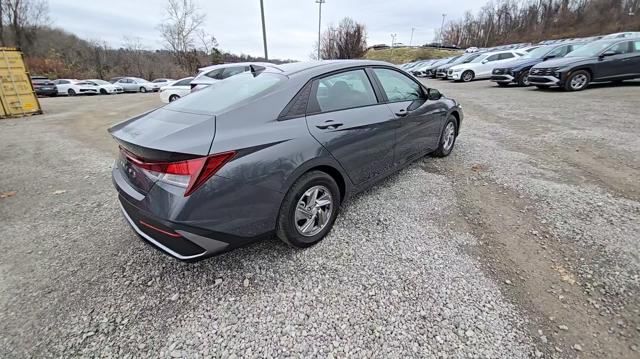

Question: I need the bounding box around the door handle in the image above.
[395,109,408,117]
[316,120,343,130]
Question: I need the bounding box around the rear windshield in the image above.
[165,72,285,114]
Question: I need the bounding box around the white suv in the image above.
[190,62,278,92]
[448,50,525,82]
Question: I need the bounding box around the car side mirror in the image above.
[481,59,489,64]
[427,88,442,101]
[600,50,617,58]
[543,55,556,61]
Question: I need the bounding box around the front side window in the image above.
[373,68,422,102]
[547,45,570,58]
[634,41,640,53]
[486,54,500,62]
[607,41,632,55]
[205,69,223,79]
[313,69,377,113]
[499,53,515,60]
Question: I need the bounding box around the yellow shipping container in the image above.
[0,47,42,118]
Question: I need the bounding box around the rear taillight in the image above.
[121,148,235,196]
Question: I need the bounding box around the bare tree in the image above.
[317,17,367,60]
[1,0,49,51]
[158,0,218,73]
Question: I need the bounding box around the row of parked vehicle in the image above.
[400,31,640,91]
[30,76,177,97]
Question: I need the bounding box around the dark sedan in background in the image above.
[109,60,463,261]
[31,76,58,97]
[491,42,586,86]
[529,37,640,91]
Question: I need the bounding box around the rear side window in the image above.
[166,72,284,114]
[313,69,377,113]
[634,41,640,52]
[373,68,422,102]
[498,53,515,60]
[221,66,247,79]
[174,78,192,86]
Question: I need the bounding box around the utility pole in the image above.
[316,0,326,60]
[409,27,415,46]
[440,13,447,47]
[260,0,268,60]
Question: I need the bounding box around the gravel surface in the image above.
[1,80,639,358]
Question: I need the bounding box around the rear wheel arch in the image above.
[281,158,351,204]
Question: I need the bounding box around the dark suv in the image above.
[30,76,57,97]
[528,38,640,91]
[491,43,586,87]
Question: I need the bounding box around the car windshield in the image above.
[565,41,613,57]
[165,72,284,114]
[522,46,552,59]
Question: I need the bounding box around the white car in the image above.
[151,78,175,86]
[114,77,160,93]
[82,79,124,94]
[159,77,193,103]
[447,50,525,82]
[191,62,278,92]
[53,79,99,96]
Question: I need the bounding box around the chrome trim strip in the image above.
[119,203,206,260]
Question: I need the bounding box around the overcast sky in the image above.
[49,0,485,60]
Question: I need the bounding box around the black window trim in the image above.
[367,65,427,105]
[601,40,634,55]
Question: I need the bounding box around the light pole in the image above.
[260,0,268,60]
[440,13,447,47]
[390,33,397,54]
[409,27,415,46]
[316,0,326,60]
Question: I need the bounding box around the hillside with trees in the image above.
[0,0,292,80]
[442,0,640,48]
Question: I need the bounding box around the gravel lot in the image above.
[1,81,639,358]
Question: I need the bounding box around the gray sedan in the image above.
[109,60,463,261]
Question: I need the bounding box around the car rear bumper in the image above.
[529,75,560,86]
[112,164,280,261]
[491,75,514,83]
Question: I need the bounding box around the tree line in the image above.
[442,0,640,48]
[0,0,292,80]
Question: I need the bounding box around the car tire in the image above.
[432,116,457,158]
[100,89,107,95]
[68,89,76,96]
[169,94,179,102]
[564,70,590,91]
[497,82,509,87]
[517,70,530,86]
[139,87,147,93]
[461,70,474,82]
[276,171,340,248]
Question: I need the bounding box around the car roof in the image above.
[198,62,276,72]
[263,60,394,79]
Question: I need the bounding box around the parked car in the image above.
[491,42,586,87]
[428,56,462,78]
[465,47,479,53]
[109,77,124,83]
[435,52,484,79]
[602,32,640,39]
[31,76,57,97]
[529,37,640,91]
[114,77,160,93]
[412,59,448,77]
[159,77,193,103]
[151,78,175,86]
[108,60,463,261]
[447,50,525,82]
[83,79,124,94]
[190,62,278,92]
[53,79,99,96]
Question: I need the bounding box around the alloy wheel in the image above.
[294,185,333,237]
[570,74,588,90]
[442,122,456,152]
